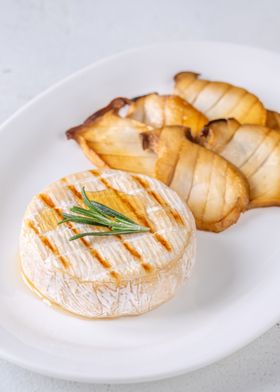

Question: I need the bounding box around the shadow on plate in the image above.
[154,232,239,318]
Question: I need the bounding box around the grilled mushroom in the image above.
[127,92,207,137]
[67,100,249,232]
[266,110,280,130]
[174,72,266,125]
[198,118,280,208]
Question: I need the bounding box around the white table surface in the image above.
[1,0,280,390]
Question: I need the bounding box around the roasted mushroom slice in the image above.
[67,98,158,177]
[127,93,208,137]
[266,110,280,130]
[174,72,267,125]
[152,126,249,232]
[67,104,249,232]
[198,119,280,208]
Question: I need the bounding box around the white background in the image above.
[0,0,280,390]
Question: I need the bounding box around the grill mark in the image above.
[70,225,111,269]
[38,193,66,233]
[39,193,56,209]
[38,186,155,280]
[66,175,153,273]
[154,234,171,251]
[39,193,66,222]
[66,184,83,202]
[89,168,101,176]
[121,240,141,259]
[39,193,71,225]
[39,191,113,273]
[89,170,171,252]
[132,176,184,225]
[110,271,120,280]
[120,239,153,272]
[27,220,69,269]
[90,171,151,227]
[118,238,153,273]
[142,263,153,273]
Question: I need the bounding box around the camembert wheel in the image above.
[20,168,196,318]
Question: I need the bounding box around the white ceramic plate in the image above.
[0,41,280,383]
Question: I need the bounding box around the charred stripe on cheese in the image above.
[63,181,154,273]
[27,220,69,269]
[38,192,115,273]
[38,193,65,220]
[20,168,196,318]
[38,193,58,209]
[89,169,172,251]
[132,175,184,225]
[66,184,83,202]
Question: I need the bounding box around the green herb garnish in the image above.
[58,187,149,241]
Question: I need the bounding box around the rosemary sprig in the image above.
[58,187,149,241]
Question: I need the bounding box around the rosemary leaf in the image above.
[69,228,149,241]
[59,188,150,241]
[81,187,136,224]
[58,215,108,227]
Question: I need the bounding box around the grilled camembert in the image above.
[20,168,196,318]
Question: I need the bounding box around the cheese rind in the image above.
[20,168,196,318]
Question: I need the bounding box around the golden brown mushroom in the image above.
[67,100,249,232]
[174,72,267,125]
[266,110,280,130]
[152,126,249,232]
[198,118,280,208]
[67,98,158,177]
[127,93,208,137]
